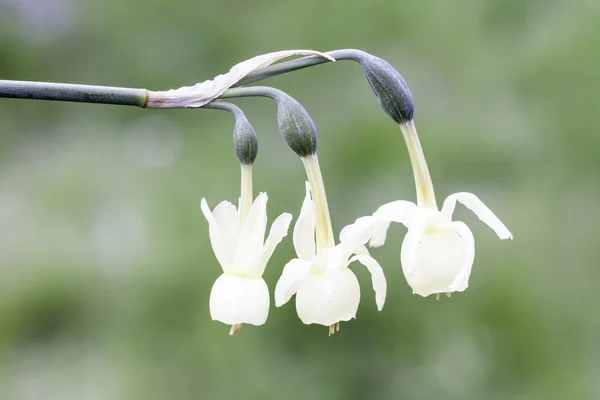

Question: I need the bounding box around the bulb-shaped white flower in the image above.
[361,120,512,298]
[368,193,511,297]
[201,165,291,334]
[275,158,386,336]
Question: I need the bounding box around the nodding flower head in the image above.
[343,51,414,124]
[274,93,318,157]
[233,110,258,165]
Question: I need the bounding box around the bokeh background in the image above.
[1,0,599,399]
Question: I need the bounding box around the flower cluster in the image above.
[198,50,512,336]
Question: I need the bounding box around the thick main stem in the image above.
[399,121,437,209]
[240,164,253,222]
[0,80,148,107]
[302,155,335,251]
[0,50,367,107]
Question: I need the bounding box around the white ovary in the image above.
[209,273,270,326]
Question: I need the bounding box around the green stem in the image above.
[0,50,369,107]
[220,86,282,101]
[235,49,367,86]
[202,100,245,117]
[0,80,148,107]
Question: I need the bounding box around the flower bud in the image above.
[274,93,318,157]
[233,112,258,165]
[355,52,414,124]
[204,100,258,165]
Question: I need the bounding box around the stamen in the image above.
[446,292,451,298]
[436,293,440,301]
[229,323,242,335]
[328,324,335,336]
[335,322,340,332]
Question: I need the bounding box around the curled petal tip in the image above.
[497,228,513,240]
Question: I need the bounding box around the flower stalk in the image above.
[301,155,335,251]
[399,120,437,209]
[240,164,253,222]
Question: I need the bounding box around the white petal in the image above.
[373,200,418,227]
[147,50,336,108]
[212,200,240,266]
[323,245,348,300]
[201,198,237,271]
[448,221,475,292]
[368,220,392,248]
[295,268,360,326]
[209,274,270,326]
[400,224,472,297]
[232,193,268,276]
[399,216,428,277]
[293,182,316,261]
[365,200,418,247]
[339,216,379,249]
[353,245,370,256]
[259,212,293,273]
[441,192,513,240]
[274,258,313,307]
[349,255,387,311]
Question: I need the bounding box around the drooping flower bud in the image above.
[354,52,414,124]
[203,100,258,165]
[218,86,318,157]
[237,50,415,125]
[273,92,318,157]
[232,110,258,165]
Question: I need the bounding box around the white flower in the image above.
[360,120,512,298]
[274,181,386,335]
[367,193,512,297]
[201,190,292,334]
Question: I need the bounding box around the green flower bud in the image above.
[203,101,258,165]
[355,52,414,124]
[233,112,258,165]
[237,50,415,124]
[274,93,318,157]
[218,86,318,157]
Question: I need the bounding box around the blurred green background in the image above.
[1,0,599,399]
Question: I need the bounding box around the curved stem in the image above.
[220,86,283,101]
[203,102,254,222]
[0,80,148,107]
[202,99,245,117]
[235,49,368,87]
